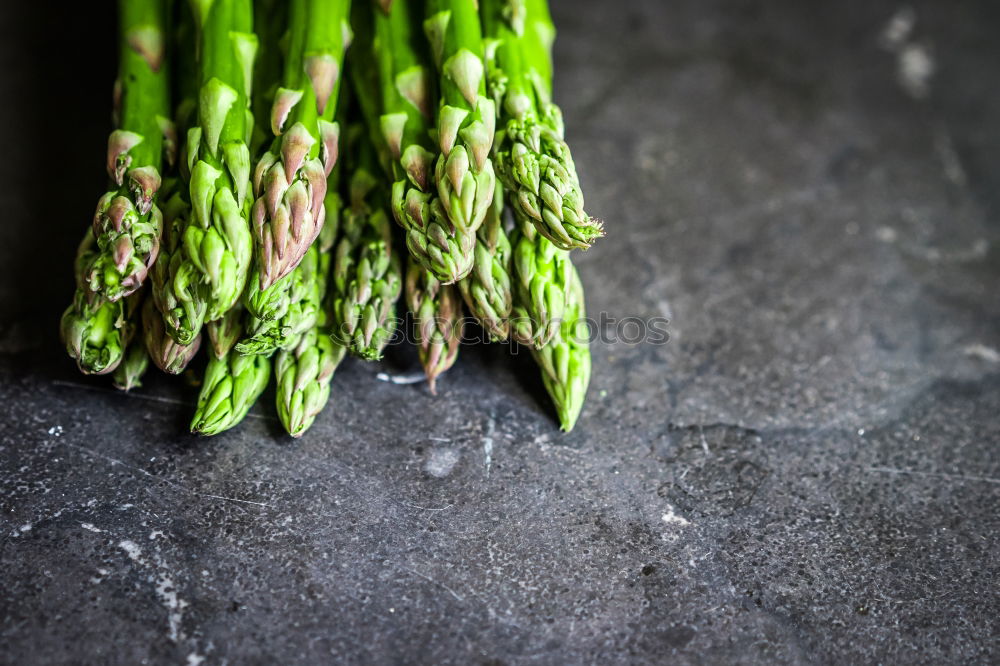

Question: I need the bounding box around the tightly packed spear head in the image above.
[151,191,208,345]
[141,298,201,375]
[275,325,347,437]
[509,227,572,349]
[191,351,271,436]
[416,0,498,281]
[406,259,464,393]
[328,136,403,361]
[531,261,591,431]
[206,305,244,359]
[458,182,513,340]
[112,337,151,392]
[61,234,140,375]
[237,244,327,356]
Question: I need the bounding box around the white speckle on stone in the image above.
[149,530,165,540]
[155,574,188,642]
[424,448,460,478]
[186,653,206,666]
[879,7,915,51]
[963,344,1000,364]
[858,428,866,436]
[483,414,496,478]
[661,506,690,527]
[876,226,898,243]
[81,523,104,533]
[375,372,426,385]
[898,43,934,99]
[47,425,63,437]
[877,8,934,99]
[19,523,32,533]
[119,539,144,562]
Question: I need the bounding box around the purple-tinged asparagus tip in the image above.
[271,88,303,136]
[304,54,339,115]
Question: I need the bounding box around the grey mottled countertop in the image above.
[2,0,999,663]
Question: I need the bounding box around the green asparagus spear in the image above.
[190,351,270,435]
[250,0,289,157]
[183,0,257,322]
[458,181,513,340]
[206,305,244,359]
[363,0,469,284]
[112,336,151,391]
[152,187,208,345]
[509,227,571,349]
[275,322,346,437]
[481,0,602,250]
[421,0,497,279]
[250,0,352,292]
[236,244,327,355]
[142,297,202,374]
[85,0,172,303]
[61,235,139,375]
[530,262,590,431]
[327,126,403,360]
[406,258,464,393]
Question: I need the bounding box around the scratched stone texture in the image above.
[2,0,1000,664]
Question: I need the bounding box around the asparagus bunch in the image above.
[62,0,602,435]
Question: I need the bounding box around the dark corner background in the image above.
[2,1,1000,664]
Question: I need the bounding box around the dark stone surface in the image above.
[2,1,999,663]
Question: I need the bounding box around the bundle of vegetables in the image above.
[61,0,601,435]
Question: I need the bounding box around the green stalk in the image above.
[191,351,271,435]
[481,0,602,250]
[250,0,352,293]
[183,0,257,322]
[420,0,497,280]
[250,0,288,157]
[406,257,464,394]
[153,5,211,345]
[86,0,172,302]
[530,262,590,431]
